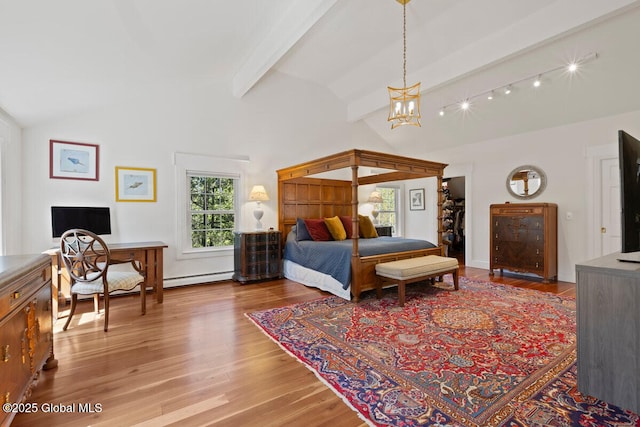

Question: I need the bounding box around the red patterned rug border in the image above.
[245,310,377,427]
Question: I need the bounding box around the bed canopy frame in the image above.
[277,149,448,301]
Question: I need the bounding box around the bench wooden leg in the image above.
[375,276,383,300]
[453,269,459,290]
[398,280,406,307]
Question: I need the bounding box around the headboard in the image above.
[278,177,352,238]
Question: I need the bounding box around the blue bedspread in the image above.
[283,230,436,290]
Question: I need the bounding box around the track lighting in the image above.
[436,52,598,118]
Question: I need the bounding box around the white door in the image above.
[601,157,621,255]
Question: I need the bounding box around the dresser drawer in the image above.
[491,206,544,215]
[0,264,51,321]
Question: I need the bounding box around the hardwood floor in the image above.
[12,267,575,427]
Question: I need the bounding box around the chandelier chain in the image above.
[403,1,407,88]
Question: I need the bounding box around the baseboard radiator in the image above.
[73,271,233,301]
[163,271,233,287]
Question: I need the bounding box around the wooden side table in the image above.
[232,231,282,283]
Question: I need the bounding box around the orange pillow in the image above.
[324,216,347,241]
[358,215,378,238]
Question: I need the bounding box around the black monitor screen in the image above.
[51,206,111,238]
[619,130,640,253]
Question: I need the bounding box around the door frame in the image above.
[444,162,473,267]
[586,143,618,259]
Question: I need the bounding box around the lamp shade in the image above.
[249,185,269,202]
[367,191,383,204]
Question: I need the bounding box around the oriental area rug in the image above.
[247,277,640,426]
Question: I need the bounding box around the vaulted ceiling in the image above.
[1,0,639,151]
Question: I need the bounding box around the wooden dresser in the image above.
[232,231,282,283]
[0,254,57,426]
[489,203,558,283]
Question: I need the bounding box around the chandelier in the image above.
[388,0,421,129]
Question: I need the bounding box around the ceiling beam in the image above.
[232,0,338,98]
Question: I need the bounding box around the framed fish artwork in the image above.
[49,140,99,181]
[115,166,156,202]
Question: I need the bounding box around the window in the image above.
[375,186,400,235]
[188,173,238,249]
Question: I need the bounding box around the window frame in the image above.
[374,184,402,236]
[174,152,246,260]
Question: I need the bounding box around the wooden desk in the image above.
[48,241,168,319]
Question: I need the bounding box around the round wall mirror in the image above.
[506,165,547,199]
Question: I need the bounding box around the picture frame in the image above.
[115,166,157,202]
[409,188,425,211]
[49,140,99,181]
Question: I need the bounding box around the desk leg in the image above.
[145,250,156,303]
[141,268,147,316]
[156,248,164,303]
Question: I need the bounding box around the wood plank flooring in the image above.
[12,266,575,427]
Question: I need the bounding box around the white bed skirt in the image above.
[283,259,351,300]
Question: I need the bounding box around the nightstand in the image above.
[375,225,393,237]
[232,231,282,283]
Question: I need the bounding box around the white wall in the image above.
[0,109,22,255]
[402,109,640,282]
[19,71,391,283]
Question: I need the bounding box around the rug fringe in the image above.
[244,313,377,427]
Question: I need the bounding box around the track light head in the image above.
[533,75,541,87]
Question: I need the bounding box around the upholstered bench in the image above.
[375,255,459,306]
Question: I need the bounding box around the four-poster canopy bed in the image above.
[277,149,448,301]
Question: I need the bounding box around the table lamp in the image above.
[368,191,383,224]
[249,185,269,230]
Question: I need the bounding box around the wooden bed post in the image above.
[351,165,361,301]
[437,174,444,256]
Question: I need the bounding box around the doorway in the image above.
[443,176,465,264]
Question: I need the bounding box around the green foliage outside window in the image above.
[376,187,397,232]
[189,175,236,248]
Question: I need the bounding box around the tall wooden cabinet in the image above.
[0,254,57,426]
[489,203,558,283]
[232,231,282,283]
